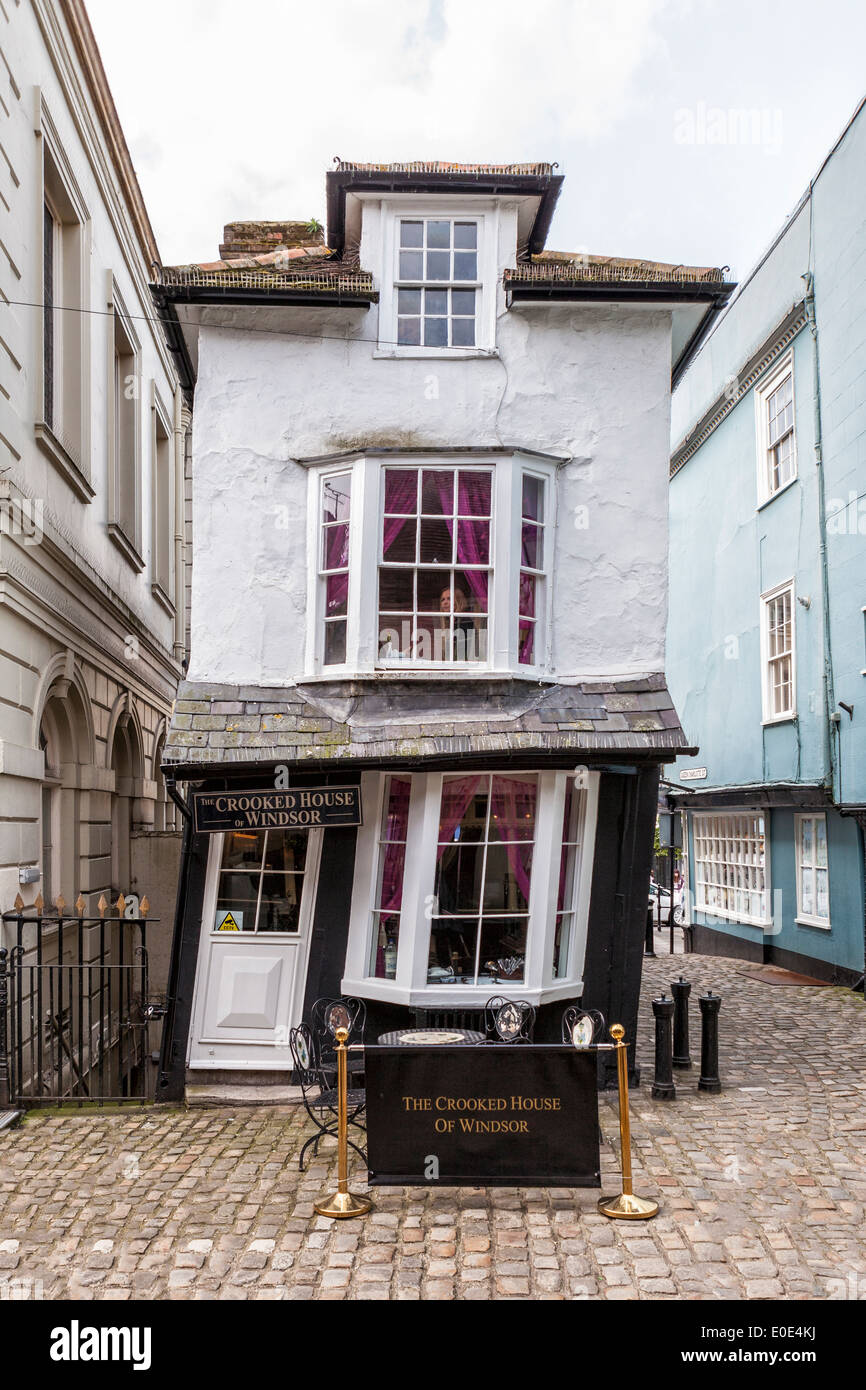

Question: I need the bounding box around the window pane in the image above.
[429,918,478,977]
[436,843,483,913]
[489,776,537,842]
[816,868,829,917]
[422,469,453,514]
[427,220,451,249]
[459,472,491,516]
[322,521,349,570]
[457,519,489,565]
[426,251,451,280]
[397,318,421,346]
[420,517,453,563]
[454,222,477,249]
[400,220,423,247]
[379,568,414,610]
[384,469,418,513]
[399,250,423,279]
[521,522,542,569]
[325,572,348,618]
[215,880,259,931]
[324,620,347,666]
[258,875,303,932]
[262,831,307,872]
[453,252,477,280]
[554,913,573,978]
[322,473,351,524]
[383,517,417,563]
[424,316,448,347]
[452,289,475,316]
[372,913,401,979]
[455,568,487,613]
[479,918,527,979]
[221,830,268,870]
[522,474,544,521]
[483,845,531,912]
[425,288,448,316]
[438,776,485,842]
[815,817,828,867]
[397,288,421,315]
[519,573,536,618]
[451,317,475,347]
[519,619,535,666]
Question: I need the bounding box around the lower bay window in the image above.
[344,768,599,1005]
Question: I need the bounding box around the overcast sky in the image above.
[88,0,866,281]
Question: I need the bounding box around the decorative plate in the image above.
[327,1004,350,1035]
[572,1015,595,1048]
[295,1033,310,1069]
[399,1030,466,1045]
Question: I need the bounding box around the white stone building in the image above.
[0,0,189,922]
[155,162,732,1097]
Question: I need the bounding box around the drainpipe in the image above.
[172,393,189,664]
[802,264,837,801]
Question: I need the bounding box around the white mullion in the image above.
[530,770,562,989]
[404,772,442,991]
[355,456,379,671]
[344,771,384,982]
[472,774,493,984]
[252,830,268,933]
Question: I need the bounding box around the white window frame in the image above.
[342,768,599,1008]
[35,107,93,502]
[691,810,770,928]
[150,383,175,614]
[794,812,831,930]
[304,451,557,678]
[760,579,796,723]
[755,351,797,506]
[376,198,499,358]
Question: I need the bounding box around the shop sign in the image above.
[365,1045,600,1187]
[193,786,362,833]
[679,767,707,781]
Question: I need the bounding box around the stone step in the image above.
[185,1083,303,1107]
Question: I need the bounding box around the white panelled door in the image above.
[189,828,322,1068]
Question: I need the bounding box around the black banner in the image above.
[192,786,362,833]
[365,1044,600,1187]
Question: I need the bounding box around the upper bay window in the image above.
[307,451,556,677]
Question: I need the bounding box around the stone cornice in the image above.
[670,303,807,479]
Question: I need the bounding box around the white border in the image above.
[754,349,797,508]
[760,577,797,724]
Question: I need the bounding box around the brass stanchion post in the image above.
[598,1023,659,1221]
[314,1027,372,1220]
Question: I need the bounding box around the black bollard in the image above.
[671,976,692,1070]
[698,992,722,1093]
[651,993,676,1100]
[644,906,656,957]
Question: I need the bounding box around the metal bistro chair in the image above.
[485,996,536,1044]
[311,995,367,1084]
[561,1005,606,1048]
[289,1022,367,1172]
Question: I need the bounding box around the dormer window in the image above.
[375,201,498,356]
[396,219,478,348]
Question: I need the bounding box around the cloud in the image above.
[87,0,670,262]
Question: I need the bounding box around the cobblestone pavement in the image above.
[1,953,864,1301]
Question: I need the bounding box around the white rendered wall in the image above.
[188,204,674,686]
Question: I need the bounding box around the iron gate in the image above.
[0,893,158,1107]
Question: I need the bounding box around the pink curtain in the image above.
[382,470,419,558]
[490,776,536,906]
[436,775,482,866]
[433,472,489,611]
[325,523,349,613]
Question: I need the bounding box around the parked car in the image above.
[648,879,685,926]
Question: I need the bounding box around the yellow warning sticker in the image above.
[215,910,242,932]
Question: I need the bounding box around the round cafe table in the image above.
[377,1027,487,1046]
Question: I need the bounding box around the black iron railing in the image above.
[0,893,157,1107]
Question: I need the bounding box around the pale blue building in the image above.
[667,97,866,986]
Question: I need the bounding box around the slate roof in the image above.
[163,675,692,773]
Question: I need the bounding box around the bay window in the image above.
[344,768,599,1006]
[305,450,557,676]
